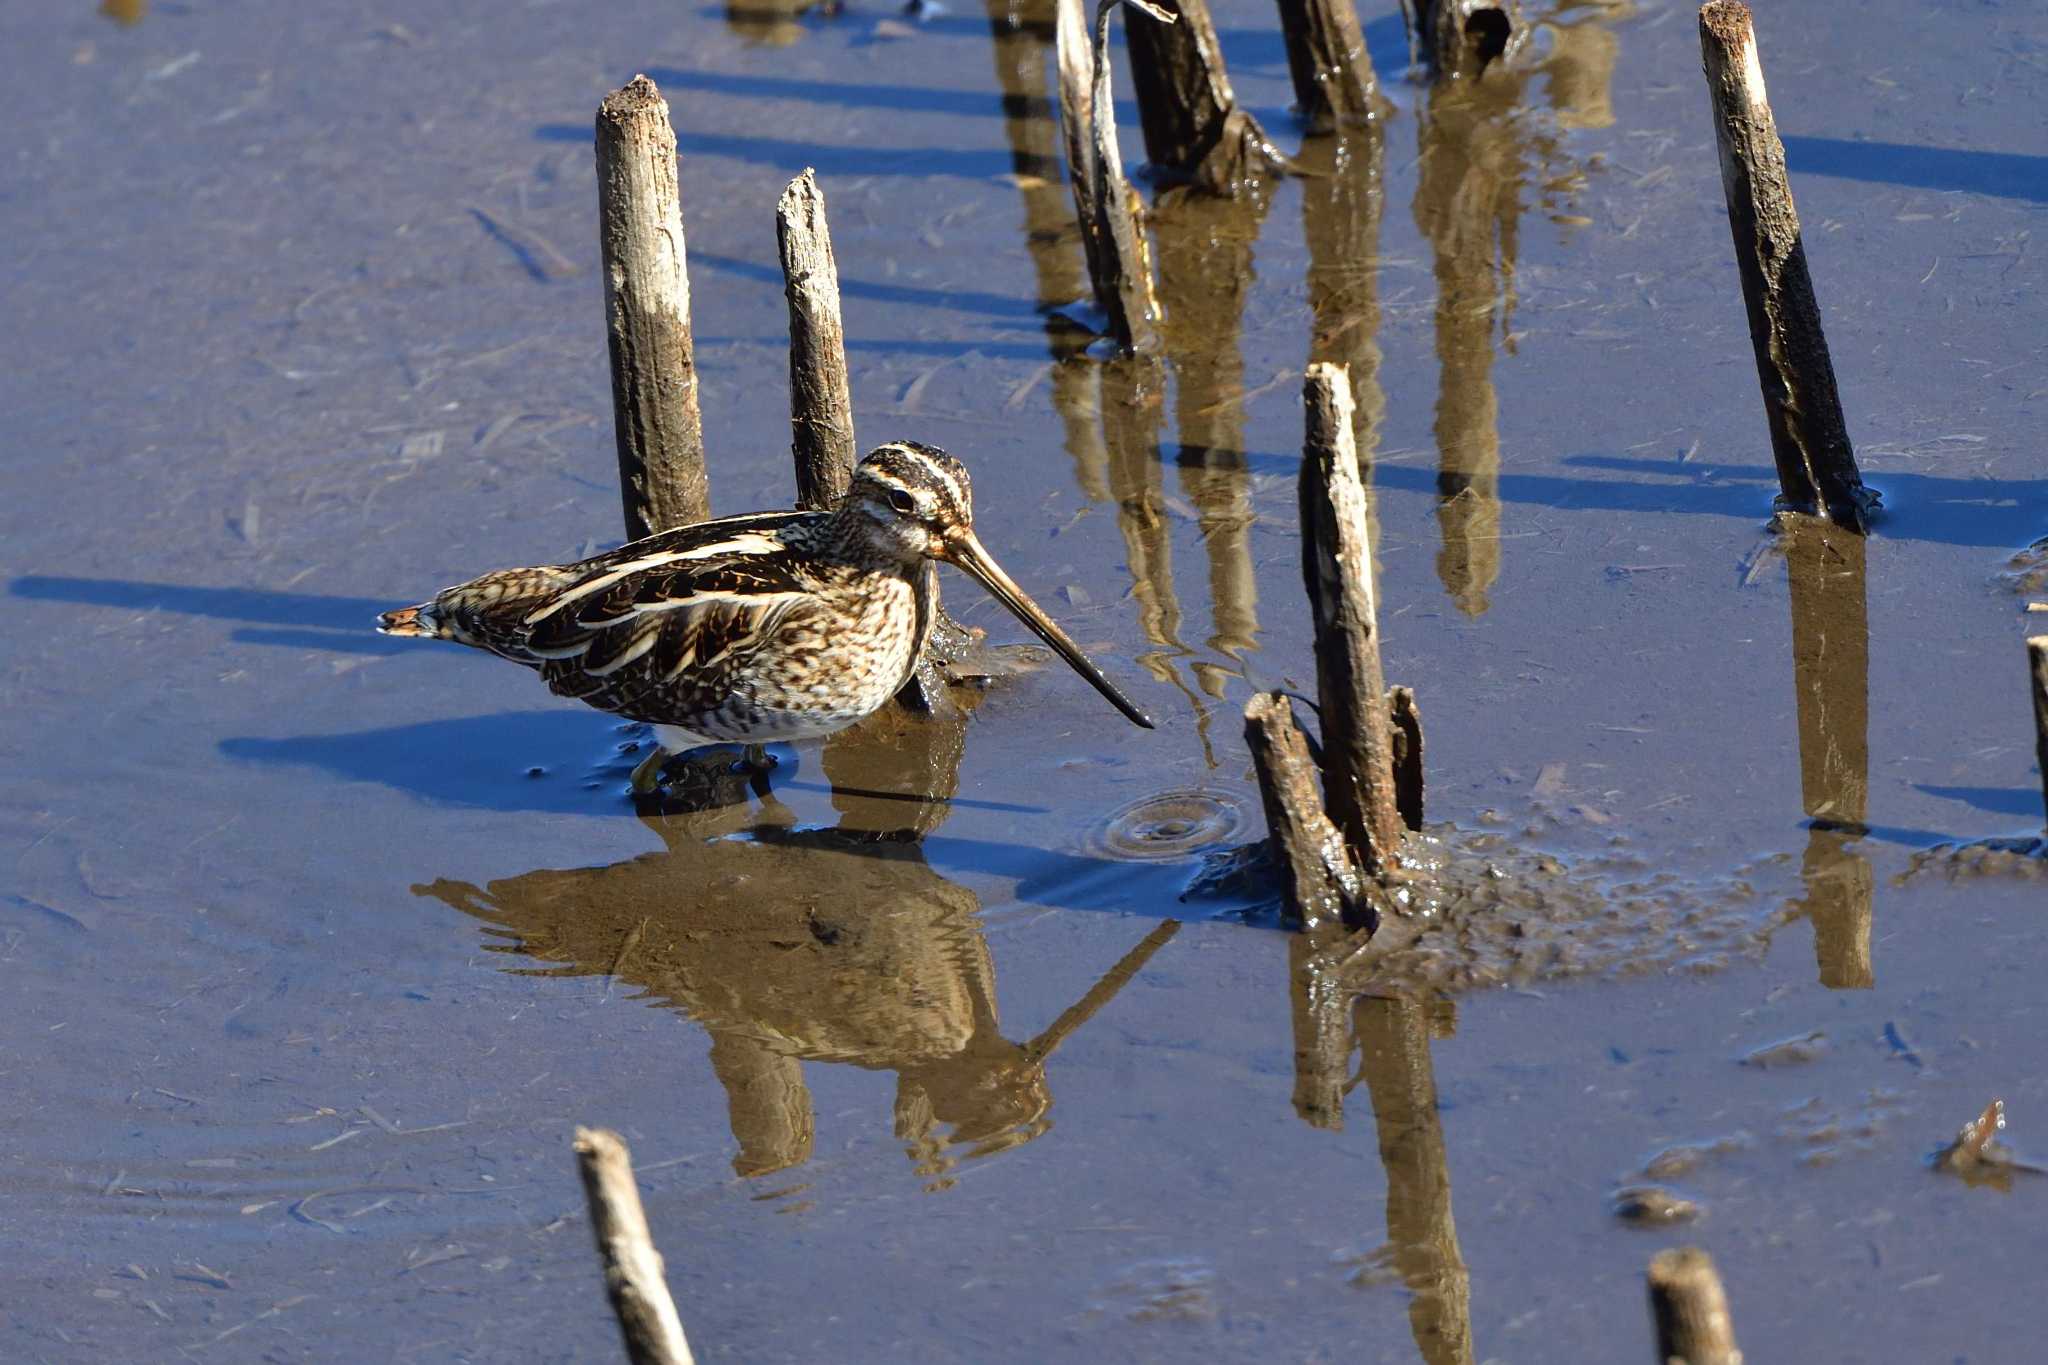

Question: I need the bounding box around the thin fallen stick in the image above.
[1646,1246,1742,1365]
[1275,0,1386,132]
[1301,363,1406,875]
[1054,0,1165,351]
[2030,636,2048,827]
[574,1126,695,1365]
[1698,2,1871,532]
[776,169,857,510]
[596,76,711,538]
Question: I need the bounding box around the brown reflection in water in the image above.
[419,707,1174,1190]
[1783,517,1874,989]
[981,0,1115,501]
[1151,186,1272,683]
[723,0,820,46]
[1292,940,1473,1365]
[99,0,147,24]
[1300,124,1390,571]
[1354,994,1474,1365]
[1412,10,1625,617]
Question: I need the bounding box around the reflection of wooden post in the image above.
[1122,0,1286,191]
[1301,127,1388,480]
[1276,0,1385,132]
[1798,827,1873,990]
[1785,516,1872,987]
[1647,1247,1742,1365]
[776,170,857,511]
[1354,995,1475,1365]
[596,76,711,538]
[573,1127,696,1365]
[1785,517,1869,828]
[1101,355,1197,692]
[1152,187,1272,665]
[1699,1,1870,532]
[1302,365,1406,876]
[1414,81,1517,618]
[2029,636,2048,826]
[1288,933,1353,1128]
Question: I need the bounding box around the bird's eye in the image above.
[887,489,919,515]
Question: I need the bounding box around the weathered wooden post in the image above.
[1054,0,1166,351]
[1647,1247,1743,1365]
[574,1126,695,1365]
[1404,0,1522,82]
[776,170,858,511]
[2029,636,2048,826]
[1121,0,1288,191]
[596,76,712,538]
[1698,1,1872,532]
[1275,0,1385,130]
[1302,363,1408,875]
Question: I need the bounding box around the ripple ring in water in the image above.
[1091,790,1244,861]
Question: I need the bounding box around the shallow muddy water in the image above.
[4,0,2046,1360]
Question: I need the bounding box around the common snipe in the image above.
[378,442,1152,786]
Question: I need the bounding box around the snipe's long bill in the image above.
[376,442,1153,765]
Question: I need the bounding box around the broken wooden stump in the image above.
[574,1126,696,1365]
[1054,0,1164,352]
[1403,0,1522,82]
[1276,0,1388,131]
[1699,1,1872,533]
[1244,690,1359,932]
[2021,628,2048,829]
[776,169,857,511]
[1121,0,1289,192]
[1647,1246,1743,1365]
[1301,362,1407,876]
[596,75,711,538]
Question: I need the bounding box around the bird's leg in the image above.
[629,744,673,796]
[740,743,777,801]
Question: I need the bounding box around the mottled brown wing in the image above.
[524,541,820,722]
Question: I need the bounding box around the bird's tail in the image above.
[376,603,442,637]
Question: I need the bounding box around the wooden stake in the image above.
[1275,0,1386,131]
[1698,2,1871,533]
[1121,0,1288,192]
[596,76,711,538]
[2029,636,2048,827]
[573,1127,695,1365]
[776,170,857,511]
[1244,691,1357,931]
[1647,1246,1743,1365]
[1403,0,1521,82]
[1054,0,1164,351]
[1301,363,1406,875]
[1388,685,1425,832]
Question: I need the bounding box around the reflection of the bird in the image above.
[1783,516,1874,988]
[1292,933,1474,1365]
[420,705,1176,1191]
[1413,7,1626,617]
